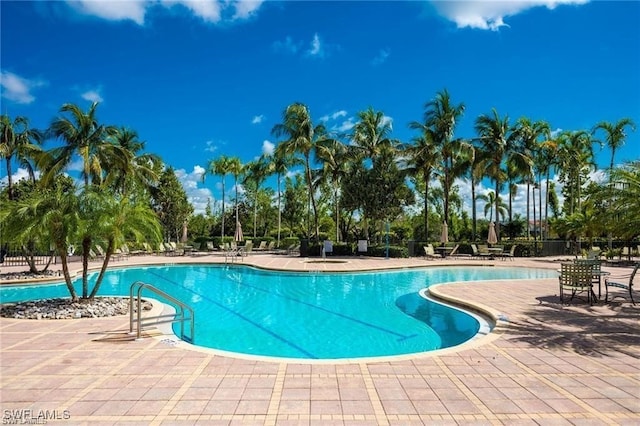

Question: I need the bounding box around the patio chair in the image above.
[239,240,253,257]
[559,262,595,305]
[478,244,492,258]
[447,244,460,259]
[267,241,276,253]
[255,241,267,251]
[424,244,437,260]
[605,263,638,305]
[501,245,517,261]
[287,244,300,256]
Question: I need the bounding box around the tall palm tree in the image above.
[556,130,595,215]
[272,103,327,241]
[227,157,244,235]
[403,126,440,240]
[45,102,116,188]
[475,108,529,241]
[478,191,507,222]
[415,89,466,226]
[203,155,234,240]
[314,138,348,242]
[107,127,160,195]
[267,150,299,247]
[243,156,270,239]
[593,118,636,176]
[515,117,549,238]
[0,115,43,200]
[351,107,395,161]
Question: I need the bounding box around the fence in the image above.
[0,244,56,267]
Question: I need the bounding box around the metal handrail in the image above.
[129,281,194,343]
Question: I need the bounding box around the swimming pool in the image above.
[0,265,556,359]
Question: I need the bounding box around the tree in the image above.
[351,107,395,161]
[556,130,595,215]
[152,167,193,242]
[106,127,161,196]
[404,125,440,241]
[314,138,349,242]
[227,156,244,236]
[418,89,466,226]
[267,150,299,247]
[593,118,636,177]
[0,115,43,200]
[273,103,328,241]
[45,102,116,188]
[477,191,507,222]
[475,108,529,241]
[243,156,271,239]
[203,155,234,239]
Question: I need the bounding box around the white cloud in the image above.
[64,0,264,25]
[272,36,303,54]
[262,140,275,156]
[232,0,264,20]
[175,165,214,215]
[0,168,40,187]
[320,110,348,122]
[81,89,103,103]
[0,70,46,104]
[430,0,589,31]
[306,33,324,57]
[334,118,357,133]
[371,48,390,66]
[251,114,264,124]
[550,128,563,138]
[204,140,219,153]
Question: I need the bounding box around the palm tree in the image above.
[556,130,595,215]
[272,103,327,241]
[267,150,299,247]
[314,138,349,242]
[107,127,160,195]
[403,126,440,241]
[203,155,234,240]
[227,157,243,235]
[593,118,636,176]
[351,107,395,161]
[415,89,465,225]
[45,102,116,188]
[0,114,43,200]
[475,108,529,241]
[515,117,549,238]
[243,157,270,239]
[478,191,507,222]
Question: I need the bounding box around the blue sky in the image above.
[1,0,639,217]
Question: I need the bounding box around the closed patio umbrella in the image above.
[488,222,498,245]
[234,221,244,242]
[181,220,188,243]
[440,222,449,244]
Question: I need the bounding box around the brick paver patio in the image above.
[1,253,638,424]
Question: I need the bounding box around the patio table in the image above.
[435,246,453,258]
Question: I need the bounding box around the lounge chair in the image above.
[287,244,300,256]
[501,245,517,261]
[424,244,437,260]
[447,244,460,259]
[206,241,215,252]
[255,241,267,251]
[605,263,638,305]
[239,241,253,257]
[267,241,276,253]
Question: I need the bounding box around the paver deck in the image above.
[1,253,638,425]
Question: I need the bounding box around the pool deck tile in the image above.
[1,253,639,424]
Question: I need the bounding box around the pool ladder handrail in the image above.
[129,281,195,343]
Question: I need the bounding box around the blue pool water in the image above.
[0,265,556,359]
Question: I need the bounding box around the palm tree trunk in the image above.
[5,158,14,201]
[471,175,477,240]
[538,173,543,242]
[277,174,282,247]
[545,170,550,240]
[526,182,530,239]
[424,175,429,241]
[56,243,77,300]
[89,239,114,299]
[221,181,226,240]
[81,236,91,298]
[495,181,500,240]
[305,155,319,241]
[334,186,340,243]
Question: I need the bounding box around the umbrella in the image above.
[440,222,449,244]
[181,220,188,243]
[487,222,498,245]
[234,220,244,242]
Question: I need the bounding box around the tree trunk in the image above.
[81,236,91,299]
[471,174,477,241]
[88,239,114,299]
[277,174,282,247]
[494,180,500,240]
[56,244,77,300]
[424,172,429,241]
